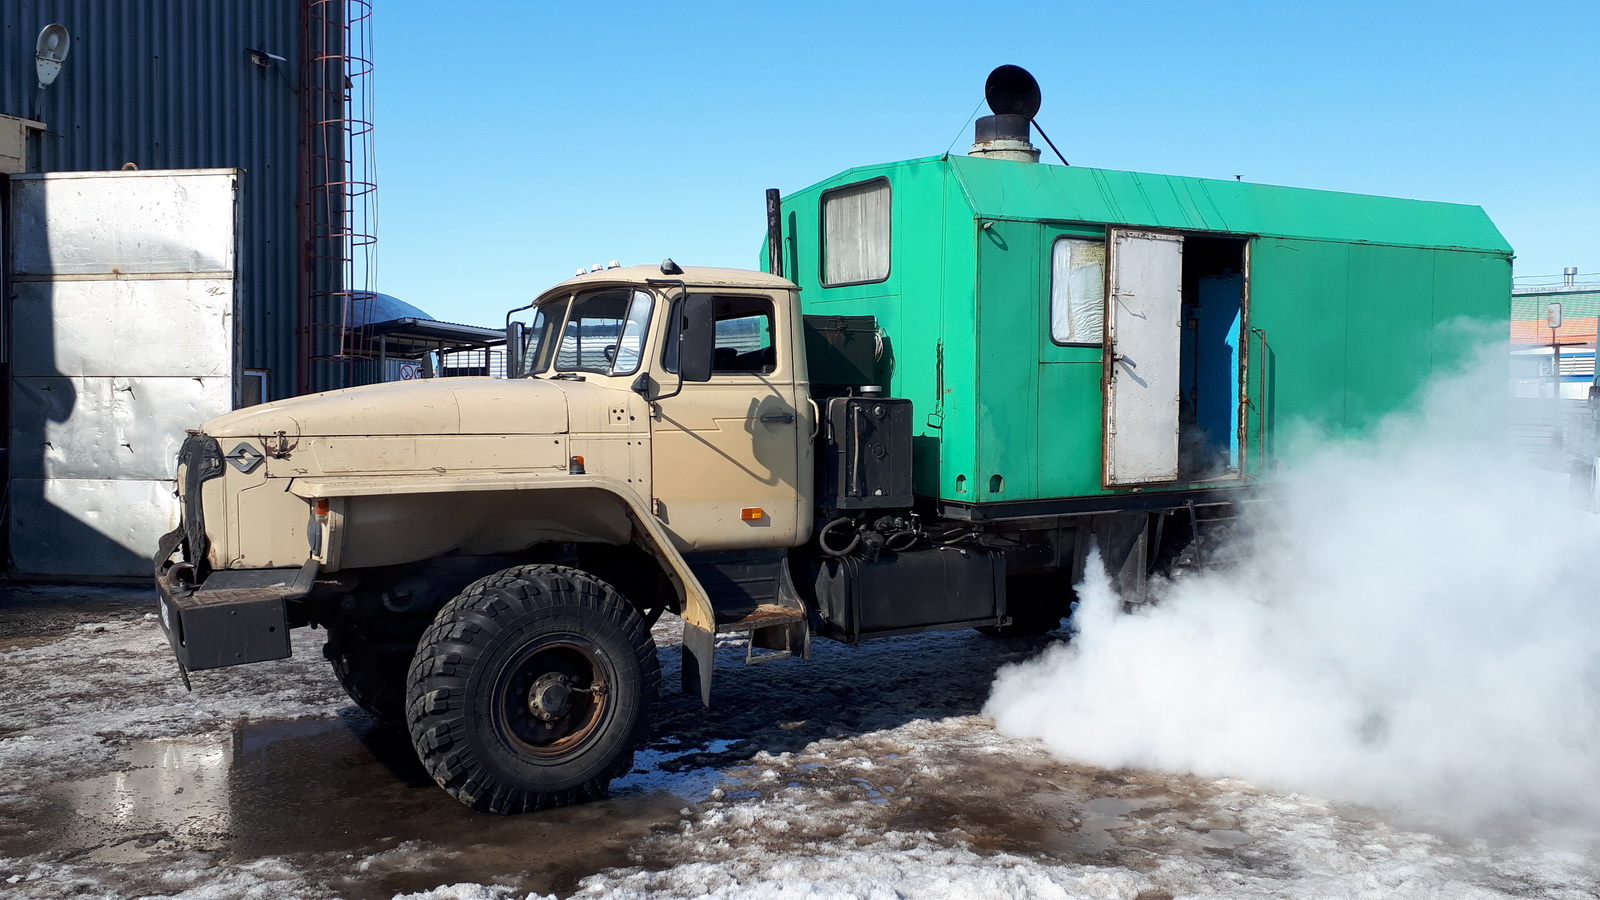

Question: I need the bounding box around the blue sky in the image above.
[372,0,1599,327]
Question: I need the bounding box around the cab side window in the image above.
[663,295,776,375]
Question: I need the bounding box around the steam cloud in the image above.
[986,343,1600,824]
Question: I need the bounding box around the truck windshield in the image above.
[514,288,654,377]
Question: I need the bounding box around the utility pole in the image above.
[1548,302,1564,400]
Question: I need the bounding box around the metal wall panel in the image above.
[11,375,229,480]
[1,0,304,400]
[11,171,237,276]
[8,169,238,577]
[12,279,234,377]
[9,478,180,577]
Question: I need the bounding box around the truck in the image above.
[154,68,1512,814]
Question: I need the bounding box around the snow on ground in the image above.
[0,584,1596,900]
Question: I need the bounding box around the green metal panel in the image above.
[1432,252,1514,372]
[774,154,1513,508]
[1343,245,1437,427]
[974,219,1042,501]
[1245,239,1350,467]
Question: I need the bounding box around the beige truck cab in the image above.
[156,264,839,813]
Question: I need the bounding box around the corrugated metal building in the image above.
[0,1,362,576]
[2,0,307,400]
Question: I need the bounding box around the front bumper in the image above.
[155,525,315,674]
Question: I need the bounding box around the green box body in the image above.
[768,155,1512,511]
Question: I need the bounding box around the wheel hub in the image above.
[528,673,573,721]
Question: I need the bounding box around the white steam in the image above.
[986,345,1600,823]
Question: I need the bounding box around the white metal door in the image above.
[8,169,239,576]
[1104,230,1183,486]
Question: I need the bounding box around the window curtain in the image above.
[823,182,891,285]
[1050,238,1105,344]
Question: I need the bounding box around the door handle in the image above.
[760,412,797,424]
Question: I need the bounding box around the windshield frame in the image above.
[512,286,656,379]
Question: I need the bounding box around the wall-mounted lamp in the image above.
[247,48,286,69]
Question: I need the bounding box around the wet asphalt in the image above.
[0,584,1073,897]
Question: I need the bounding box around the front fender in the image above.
[286,472,719,703]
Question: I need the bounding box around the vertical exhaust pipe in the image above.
[766,188,784,278]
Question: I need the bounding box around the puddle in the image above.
[11,716,721,898]
[1202,828,1252,848]
[613,738,737,799]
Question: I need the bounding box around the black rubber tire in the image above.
[976,573,1075,638]
[406,564,660,814]
[326,638,412,723]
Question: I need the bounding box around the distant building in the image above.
[1511,269,1599,400]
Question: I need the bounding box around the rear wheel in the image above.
[406,564,659,814]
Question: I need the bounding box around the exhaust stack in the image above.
[970,65,1041,163]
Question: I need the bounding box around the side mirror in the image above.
[678,294,715,383]
[506,321,525,377]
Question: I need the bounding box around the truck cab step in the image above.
[713,603,808,664]
[714,602,807,631]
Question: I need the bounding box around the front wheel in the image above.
[406,564,660,814]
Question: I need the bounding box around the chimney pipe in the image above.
[970,114,1039,162]
[969,65,1043,163]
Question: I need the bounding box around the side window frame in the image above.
[661,294,778,376]
[1048,235,1107,347]
[819,177,892,288]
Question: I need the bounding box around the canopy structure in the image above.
[363,316,504,361]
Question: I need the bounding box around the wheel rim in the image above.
[492,637,614,760]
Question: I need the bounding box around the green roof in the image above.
[946,155,1511,254]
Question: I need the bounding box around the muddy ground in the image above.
[0,584,1594,899]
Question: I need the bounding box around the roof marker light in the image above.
[607,260,620,269]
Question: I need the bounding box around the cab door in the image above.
[648,292,805,552]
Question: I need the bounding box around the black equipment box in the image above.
[814,546,1006,642]
[823,396,913,510]
[803,315,878,388]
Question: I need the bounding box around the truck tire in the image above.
[406,564,660,814]
[323,586,436,723]
[325,639,412,723]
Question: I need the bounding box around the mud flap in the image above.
[1093,512,1150,602]
[680,621,715,707]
